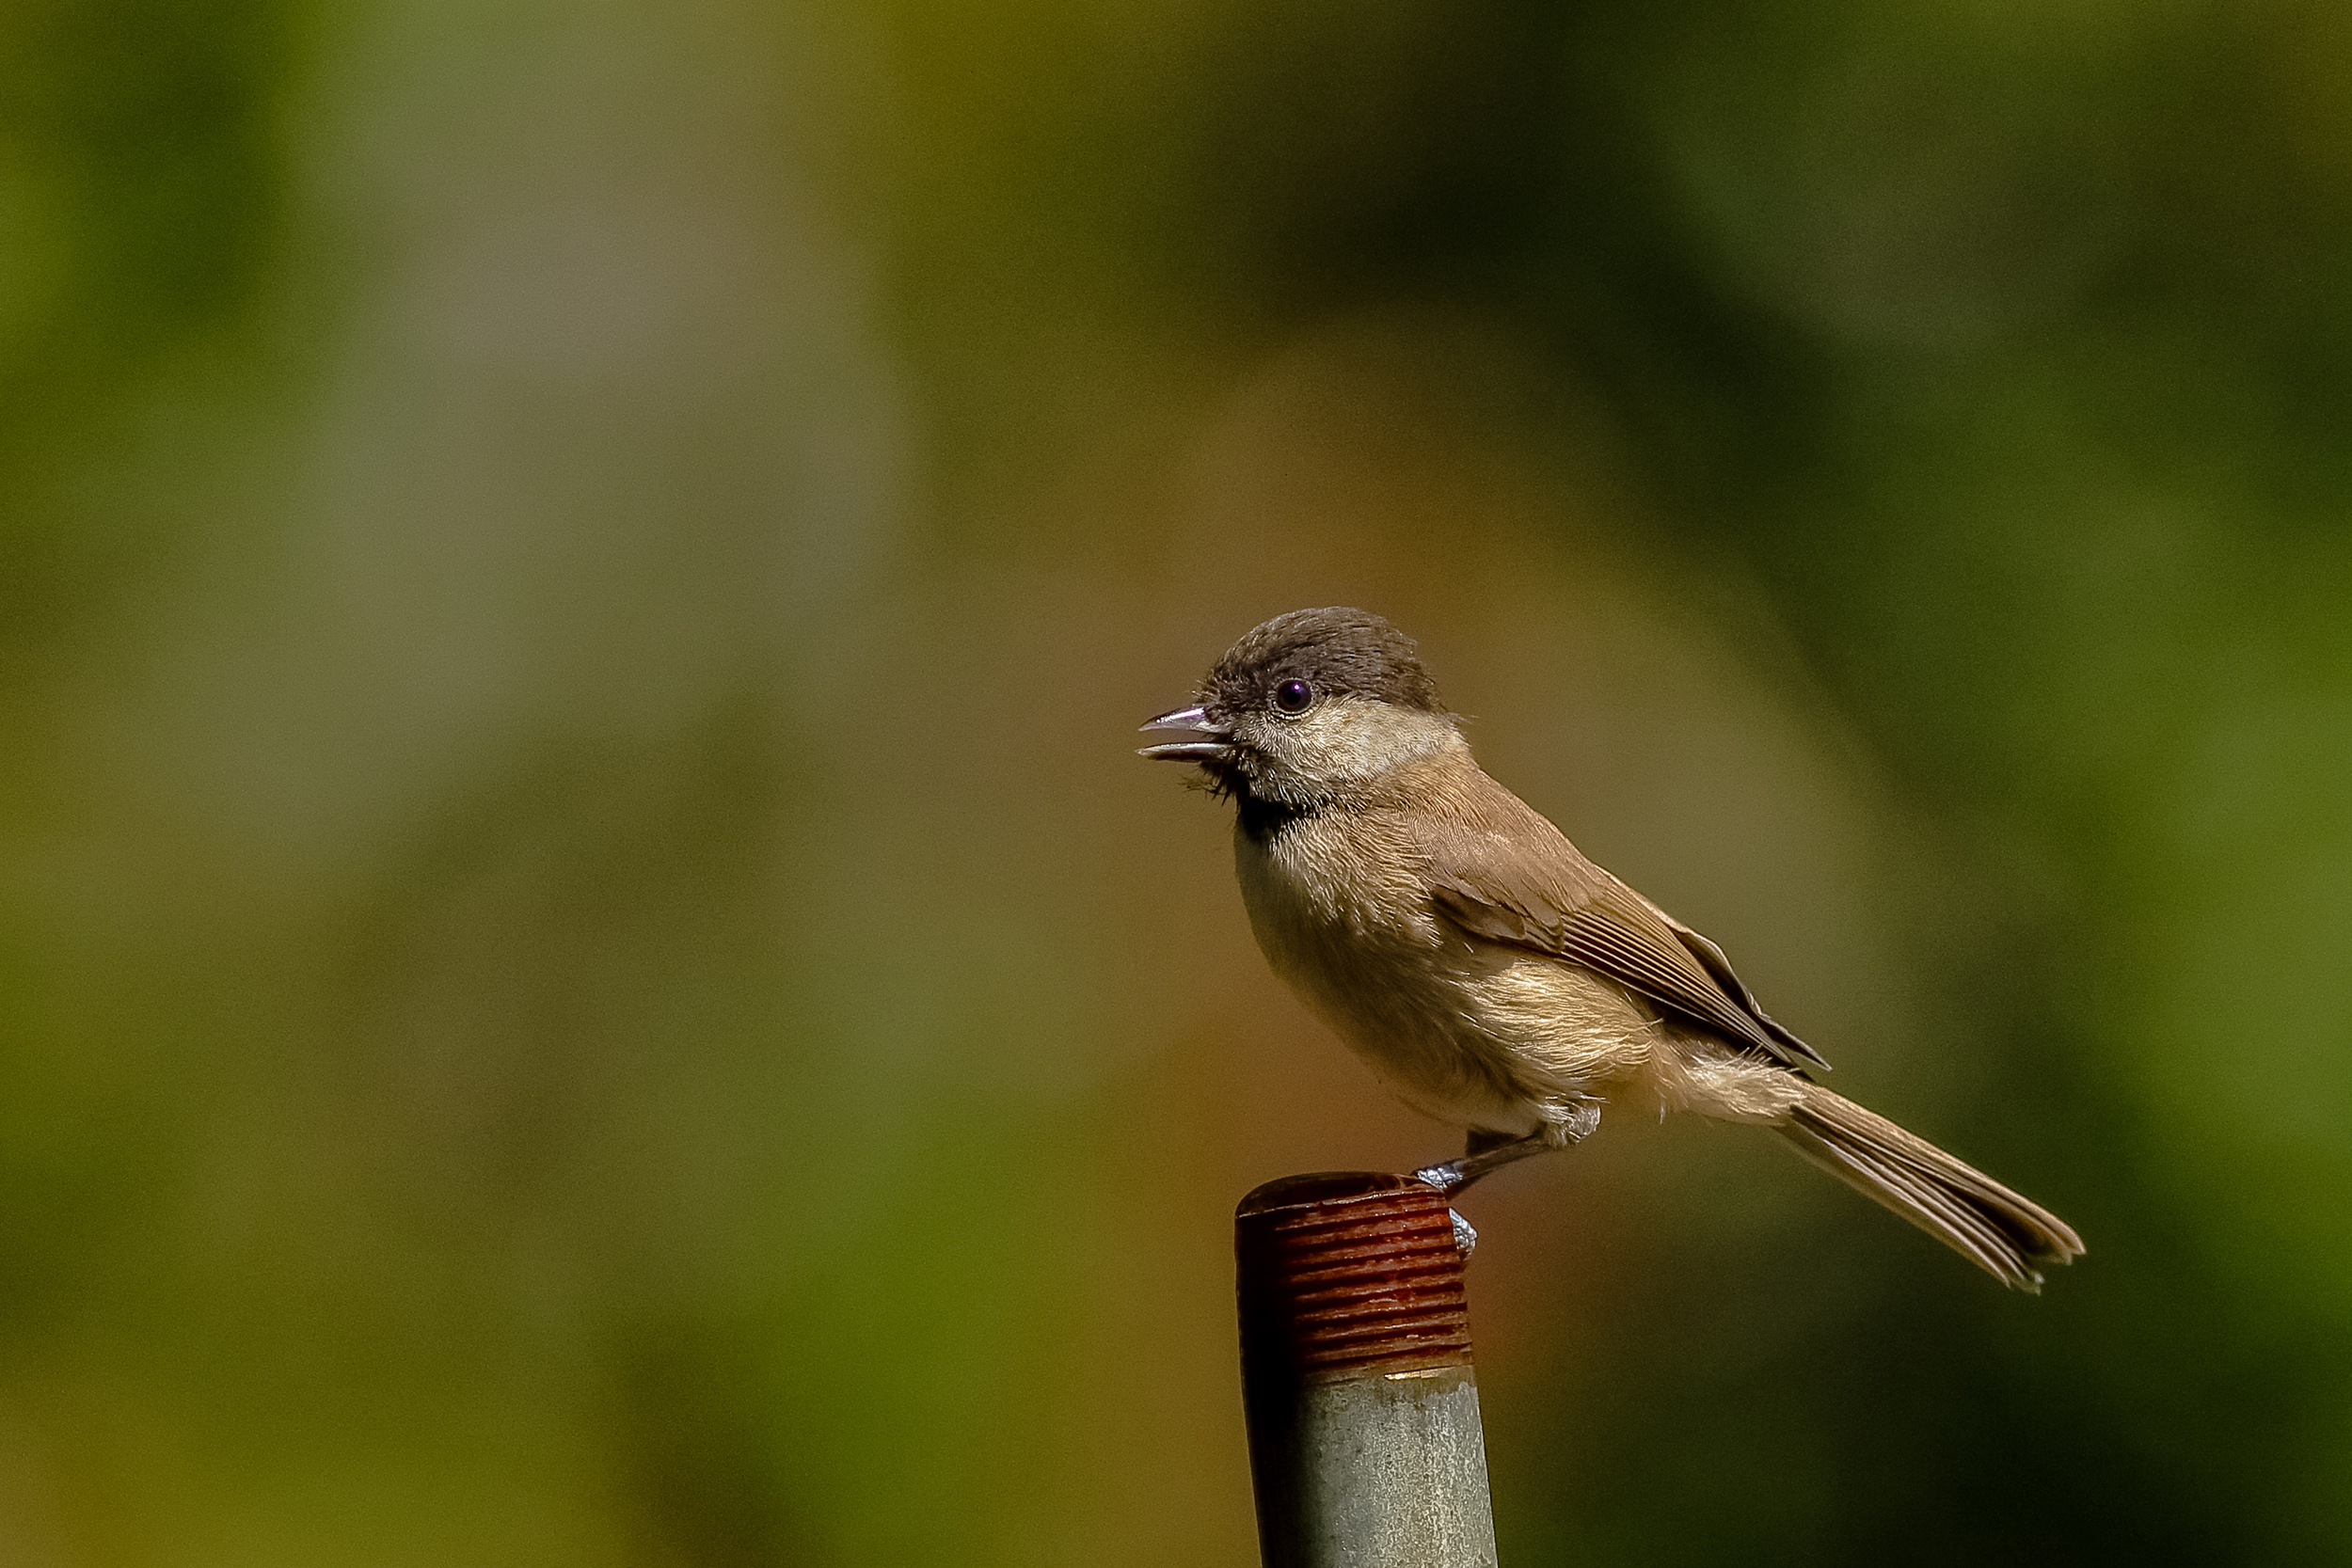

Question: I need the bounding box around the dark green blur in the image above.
[2,0,2347,1561]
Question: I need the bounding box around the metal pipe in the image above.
[1236,1171,1501,1568]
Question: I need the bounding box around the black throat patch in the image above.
[1235,789,1308,842]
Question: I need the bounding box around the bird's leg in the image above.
[1412,1132,1550,1197]
[1412,1100,1603,1196]
[1414,1102,1604,1255]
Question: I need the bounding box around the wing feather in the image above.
[1418,772,1828,1072]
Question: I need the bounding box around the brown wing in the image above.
[1419,771,1829,1072]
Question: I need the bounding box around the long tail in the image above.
[1775,1085,2084,1291]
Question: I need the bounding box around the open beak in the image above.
[1137,705,1235,765]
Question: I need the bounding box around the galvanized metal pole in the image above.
[1236,1171,1501,1568]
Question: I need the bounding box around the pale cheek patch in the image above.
[1281,699,1456,784]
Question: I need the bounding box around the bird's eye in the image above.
[1273,679,1314,715]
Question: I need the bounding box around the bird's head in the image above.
[1139,607,1461,811]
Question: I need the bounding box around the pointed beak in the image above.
[1137,705,1235,764]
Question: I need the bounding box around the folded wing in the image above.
[1419,775,1828,1072]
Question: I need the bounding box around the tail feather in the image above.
[1777,1085,2084,1291]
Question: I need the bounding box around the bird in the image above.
[1140,606,2082,1289]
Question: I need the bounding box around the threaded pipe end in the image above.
[1236,1172,1471,1384]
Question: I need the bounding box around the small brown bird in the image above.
[1142,607,2082,1288]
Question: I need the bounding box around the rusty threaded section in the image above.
[1236,1172,1471,1384]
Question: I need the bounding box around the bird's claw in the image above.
[1414,1161,1467,1195]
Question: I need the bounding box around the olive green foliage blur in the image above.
[3,0,2350,1563]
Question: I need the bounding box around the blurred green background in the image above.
[4,0,2350,1561]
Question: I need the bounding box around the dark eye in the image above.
[1273,679,1314,715]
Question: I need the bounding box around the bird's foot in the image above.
[1448,1209,1478,1256]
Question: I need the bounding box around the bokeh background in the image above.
[4,0,2350,1561]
